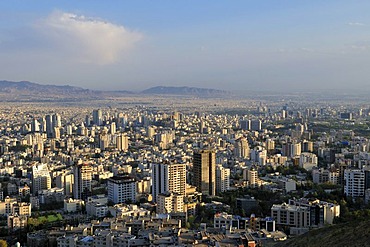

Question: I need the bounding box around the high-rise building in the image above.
[92,109,103,126]
[52,113,62,128]
[247,169,259,188]
[193,150,216,196]
[234,137,250,159]
[73,164,93,200]
[282,142,302,158]
[302,140,314,152]
[216,165,230,194]
[107,176,136,204]
[116,134,129,151]
[56,172,74,196]
[32,164,51,196]
[151,163,186,202]
[239,119,251,130]
[266,138,275,151]
[45,115,53,137]
[110,122,116,135]
[250,119,262,131]
[31,118,40,133]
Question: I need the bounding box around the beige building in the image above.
[156,193,184,214]
[151,163,186,202]
[0,196,17,215]
[8,214,28,231]
[12,202,31,216]
[56,171,74,196]
[116,133,129,151]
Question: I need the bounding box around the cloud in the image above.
[348,22,365,26]
[35,11,143,64]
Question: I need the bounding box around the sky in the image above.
[1,1,370,92]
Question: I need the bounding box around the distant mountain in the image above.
[0,80,91,94]
[141,86,230,97]
[0,80,103,102]
[0,81,232,101]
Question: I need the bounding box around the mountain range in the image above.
[0,80,230,100]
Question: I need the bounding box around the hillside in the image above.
[273,219,370,247]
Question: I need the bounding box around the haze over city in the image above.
[1,1,370,92]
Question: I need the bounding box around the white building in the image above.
[344,169,365,197]
[216,165,230,194]
[64,198,84,213]
[312,168,339,184]
[271,203,311,231]
[32,163,51,195]
[107,176,136,204]
[86,202,108,218]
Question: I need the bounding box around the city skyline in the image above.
[1,1,370,92]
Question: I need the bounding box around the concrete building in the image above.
[56,172,74,196]
[107,176,136,204]
[216,165,230,194]
[86,202,108,218]
[288,199,340,226]
[299,152,318,171]
[64,198,84,213]
[271,203,310,234]
[312,168,339,185]
[344,169,365,197]
[73,164,93,200]
[234,137,250,159]
[151,163,186,202]
[116,133,128,151]
[156,193,184,214]
[32,163,51,195]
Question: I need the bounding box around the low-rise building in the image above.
[64,198,84,213]
[86,202,108,218]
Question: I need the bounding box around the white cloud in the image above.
[348,22,365,26]
[36,11,143,65]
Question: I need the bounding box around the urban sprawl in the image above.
[0,95,368,247]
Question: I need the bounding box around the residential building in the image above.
[193,150,216,196]
[151,163,186,202]
[73,164,93,200]
[32,163,51,195]
[107,176,136,204]
[216,165,230,194]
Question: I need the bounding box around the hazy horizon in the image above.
[1,1,370,92]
